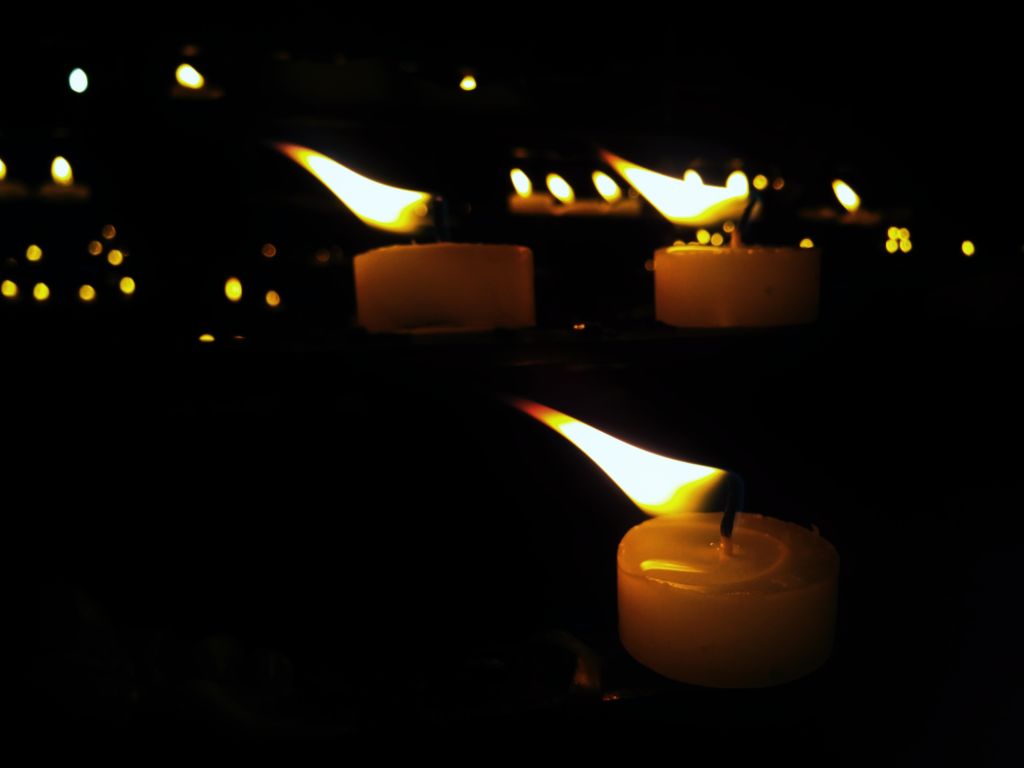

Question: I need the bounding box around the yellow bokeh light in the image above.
[723,221,735,233]
[88,240,103,256]
[261,243,277,258]
[51,156,73,186]
[800,238,815,249]
[276,143,432,235]
[101,224,116,240]
[511,398,725,516]
[107,249,124,266]
[831,179,860,213]
[459,75,477,91]
[78,284,96,302]
[887,226,900,239]
[176,63,205,89]
[592,171,623,203]
[510,168,532,198]
[898,227,910,240]
[225,277,243,302]
[26,244,43,262]
[1,280,17,298]
[772,177,785,190]
[33,283,50,301]
[265,290,281,307]
[899,240,912,253]
[119,276,136,295]
[885,239,899,253]
[710,232,724,246]
[696,229,711,245]
[961,240,975,257]
[546,173,575,204]
[199,333,215,343]
[0,158,6,181]
[572,323,586,331]
[752,174,769,191]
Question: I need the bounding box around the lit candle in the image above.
[507,167,641,217]
[604,151,820,328]
[39,155,90,201]
[355,243,534,333]
[278,143,535,333]
[0,157,29,199]
[654,240,820,328]
[513,398,838,688]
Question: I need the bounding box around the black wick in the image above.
[720,471,746,548]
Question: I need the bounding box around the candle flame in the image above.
[592,171,623,203]
[546,173,575,204]
[510,168,533,198]
[0,158,7,181]
[276,143,432,235]
[511,398,725,515]
[832,179,861,213]
[601,151,749,226]
[51,156,73,186]
[176,63,205,89]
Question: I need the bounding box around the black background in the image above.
[3,21,1021,759]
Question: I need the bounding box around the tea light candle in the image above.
[354,243,535,333]
[39,156,90,201]
[618,512,838,688]
[654,241,820,328]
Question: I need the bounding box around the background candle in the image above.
[618,512,838,688]
[354,243,535,333]
[655,243,820,328]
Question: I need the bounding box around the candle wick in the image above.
[720,471,745,556]
[432,195,451,242]
[730,228,743,248]
[738,189,762,243]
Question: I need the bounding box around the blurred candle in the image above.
[354,243,535,333]
[39,155,90,201]
[654,241,820,328]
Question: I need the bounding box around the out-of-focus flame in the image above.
[601,151,749,226]
[276,143,432,235]
[511,398,725,515]
[832,179,861,213]
[225,276,243,302]
[459,75,477,91]
[510,168,533,198]
[592,171,623,203]
[546,173,575,204]
[176,63,205,89]
[51,156,73,186]
[0,158,7,181]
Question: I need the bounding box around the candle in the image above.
[507,168,641,217]
[0,157,29,199]
[654,241,820,328]
[354,243,535,333]
[39,155,90,201]
[602,150,820,328]
[619,513,838,688]
[512,398,838,688]
[278,143,536,333]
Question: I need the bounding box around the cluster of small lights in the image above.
[511,169,625,205]
[886,226,912,253]
[693,229,726,246]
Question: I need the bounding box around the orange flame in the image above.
[276,143,432,234]
[512,398,725,515]
[601,151,748,226]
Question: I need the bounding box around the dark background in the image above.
[3,23,1021,759]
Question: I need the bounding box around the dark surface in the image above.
[3,25,1022,760]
